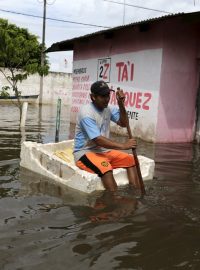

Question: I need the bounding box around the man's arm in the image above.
[115,88,128,127]
[93,135,137,150]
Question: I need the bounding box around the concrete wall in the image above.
[0,69,72,105]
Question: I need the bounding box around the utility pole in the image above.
[39,0,46,104]
[123,0,125,24]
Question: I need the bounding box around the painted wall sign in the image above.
[71,49,162,141]
[97,58,111,82]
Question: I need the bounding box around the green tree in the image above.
[0,18,49,121]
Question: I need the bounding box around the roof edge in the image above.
[46,11,200,53]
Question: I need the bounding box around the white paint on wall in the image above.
[42,72,72,104]
[71,49,162,141]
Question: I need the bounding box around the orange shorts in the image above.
[76,150,135,177]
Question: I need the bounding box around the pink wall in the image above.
[156,19,199,142]
[72,16,200,142]
[74,24,163,60]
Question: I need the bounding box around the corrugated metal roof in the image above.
[46,11,199,52]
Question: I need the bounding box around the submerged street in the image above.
[0,103,200,270]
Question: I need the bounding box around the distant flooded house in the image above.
[47,11,200,143]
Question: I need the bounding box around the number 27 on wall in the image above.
[97,58,111,82]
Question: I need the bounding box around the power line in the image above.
[0,8,110,29]
[103,0,172,14]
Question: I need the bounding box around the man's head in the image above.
[90,80,114,110]
[91,80,113,96]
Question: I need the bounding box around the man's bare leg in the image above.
[126,166,140,189]
[101,171,117,191]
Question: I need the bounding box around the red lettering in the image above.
[70,106,79,113]
[130,63,134,81]
[116,62,124,82]
[128,92,136,107]
[124,92,129,107]
[109,88,152,111]
[103,63,110,80]
[116,61,135,82]
[110,91,117,105]
[122,65,128,81]
[142,93,152,110]
[135,92,142,109]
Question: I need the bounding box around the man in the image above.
[73,80,140,191]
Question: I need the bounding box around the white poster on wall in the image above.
[71,49,162,141]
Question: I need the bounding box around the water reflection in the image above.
[0,104,200,270]
[20,167,139,224]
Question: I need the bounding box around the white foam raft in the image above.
[20,140,155,193]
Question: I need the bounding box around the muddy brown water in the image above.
[0,103,200,270]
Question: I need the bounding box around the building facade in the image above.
[47,12,200,143]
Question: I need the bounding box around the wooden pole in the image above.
[125,113,146,195]
[20,102,28,127]
[55,98,61,142]
[117,88,146,195]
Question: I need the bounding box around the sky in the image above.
[0,0,199,73]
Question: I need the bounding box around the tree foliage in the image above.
[0,18,49,76]
[0,18,50,120]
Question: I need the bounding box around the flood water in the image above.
[0,103,200,270]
